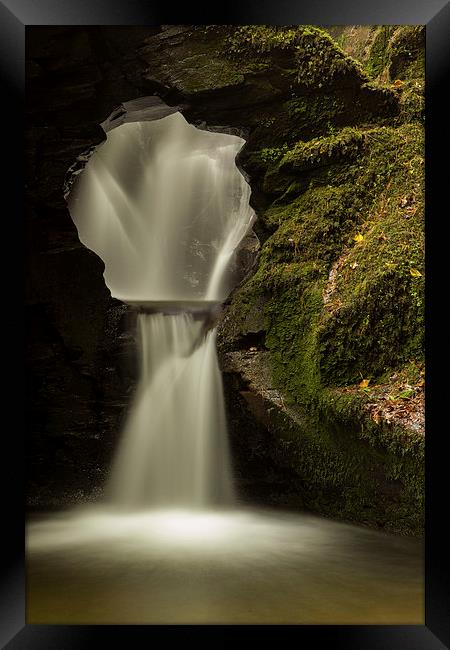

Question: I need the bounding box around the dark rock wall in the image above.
[26,27,158,506]
[216,27,424,535]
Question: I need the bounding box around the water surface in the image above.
[27,506,423,624]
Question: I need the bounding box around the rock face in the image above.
[26,26,424,534]
[217,27,424,535]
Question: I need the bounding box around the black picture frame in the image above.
[2,1,449,647]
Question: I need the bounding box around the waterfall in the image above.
[67,109,255,509]
[108,313,234,507]
[68,111,255,303]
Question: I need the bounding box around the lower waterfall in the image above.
[108,311,234,508]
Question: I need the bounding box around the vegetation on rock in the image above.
[219,25,424,535]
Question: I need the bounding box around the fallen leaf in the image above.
[377,232,387,241]
[410,268,422,277]
[359,378,370,389]
[392,79,404,88]
[353,233,364,243]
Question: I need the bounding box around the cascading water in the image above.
[68,111,255,303]
[67,109,255,509]
[108,313,234,508]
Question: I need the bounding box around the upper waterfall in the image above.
[67,111,255,303]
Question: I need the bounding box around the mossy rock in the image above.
[317,123,424,384]
[261,125,422,386]
[389,26,425,82]
[398,80,425,124]
[234,379,424,534]
[278,127,366,173]
[213,25,424,534]
[218,282,267,353]
[222,117,424,533]
[142,26,286,101]
[366,26,398,79]
[321,25,424,86]
[225,26,368,89]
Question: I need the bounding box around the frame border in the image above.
[3,1,449,647]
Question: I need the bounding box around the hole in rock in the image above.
[67,106,256,307]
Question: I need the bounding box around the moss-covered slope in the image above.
[218,26,424,535]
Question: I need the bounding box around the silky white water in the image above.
[108,312,234,507]
[27,107,423,624]
[68,111,255,303]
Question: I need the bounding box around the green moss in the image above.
[294,28,367,88]
[317,123,424,384]
[389,26,425,81]
[216,24,424,534]
[398,80,425,124]
[225,25,368,89]
[279,127,366,172]
[226,25,306,54]
[227,121,424,533]
[260,183,364,266]
[366,26,398,79]
[319,388,424,529]
[177,56,245,93]
[262,390,423,534]
[264,282,323,405]
[284,95,346,133]
[145,26,277,95]
[322,25,424,86]
[245,123,423,396]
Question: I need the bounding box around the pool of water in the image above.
[26,506,423,624]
